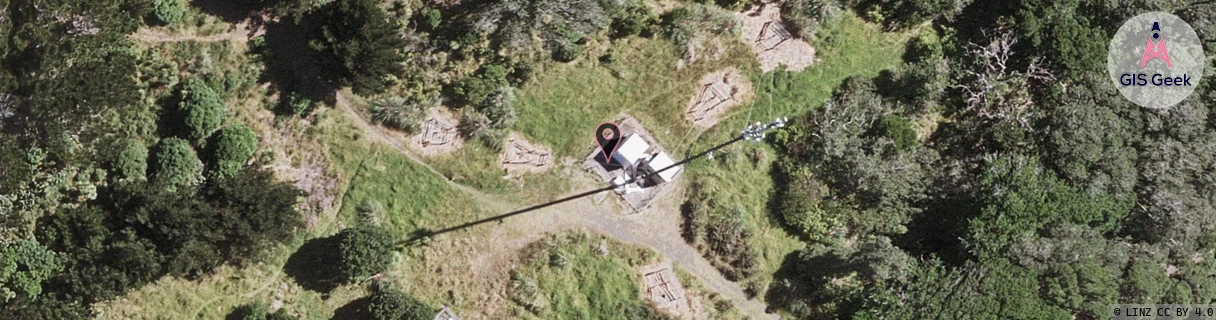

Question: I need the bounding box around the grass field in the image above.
[424,35,758,194]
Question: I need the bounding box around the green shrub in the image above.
[452,64,509,106]
[152,138,202,191]
[369,96,428,133]
[459,109,506,149]
[282,92,314,117]
[552,43,583,62]
[479,87,517,130]
[180,78,226,141]
[415,6,442,31]
[115,139,149,181]
[874,114,917,152]
[363,286,433,320]
[508,61,535,86]
[336,226,396,283]
[209,125,258,180]
[610,3,657,38]
[152,0,185,25]
[229,301,292,320]
[661,3,741,46]
[781,0,841,40]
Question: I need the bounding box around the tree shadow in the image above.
[764,248,860,317]
[189,0,260,23]
[283,235,342,293]
[155,84,186,140]
[225,303,260,320]
[257,11,338,114]
[331,297,371,320]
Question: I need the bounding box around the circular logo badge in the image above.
[1108,12,1206,109]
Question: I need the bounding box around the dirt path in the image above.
[334,93,776,319]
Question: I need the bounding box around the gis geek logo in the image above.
[1108,12,1205,109]
[1120,22,1191,87]
[1140,22,1171,68]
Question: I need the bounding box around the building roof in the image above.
[612,134,651,166]
[646,152,680,182]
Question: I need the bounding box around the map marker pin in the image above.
[595,122,622,164]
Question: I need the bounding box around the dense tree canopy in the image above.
[209,125,258,180]
[335,226,396,283]
[311,0,407,96]
[180,79,227,141]
[151,138,203,192]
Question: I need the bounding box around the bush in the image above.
[508,61,534,86]
[705,210,759,280]
[369,96,428,133]
[336,226,396,283]
[459,109,506,149]
[229,302,292,320]
[478,87,517,130]
[781,0,841,40]
[452,64,509,106]
[777,176,839,240]
[458,87,515,148]
[151,138,202,191]
[281,92,313,117]
[415,6,442,31]
[661,4,741,46]
[209,125,258,180]
[873,114,917,152]
[180,78,226,141]
[364,286,433,320]
[115,139,149,181]
[152,0,185,25]
[610,3,658,38]
[552,43,584,62]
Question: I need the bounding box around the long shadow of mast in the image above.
[402,134,751,247]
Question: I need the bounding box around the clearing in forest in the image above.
[685,67,753,128]
[739,3,816,72]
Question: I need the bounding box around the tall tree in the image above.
[311,0,407,96]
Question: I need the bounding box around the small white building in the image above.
[612,134,651,167]
[643,152,680,184]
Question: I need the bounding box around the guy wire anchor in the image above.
[741,117,787,141]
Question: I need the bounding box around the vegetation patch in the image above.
[506,231,669,319]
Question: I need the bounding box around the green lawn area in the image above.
[322,111,486,235]
[514,37,758,158]
[506,231,663,319]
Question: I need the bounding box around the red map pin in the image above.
[595,122,622,163]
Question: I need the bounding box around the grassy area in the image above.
[505,231,662,319]
[322,112,486,235]
[682,13,906,295]
[515,37,758,158]
[419,35,756,196]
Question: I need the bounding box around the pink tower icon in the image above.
[1140,22,1172,68]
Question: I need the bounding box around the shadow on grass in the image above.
[283,236,342,293]
[331,297,371,320]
